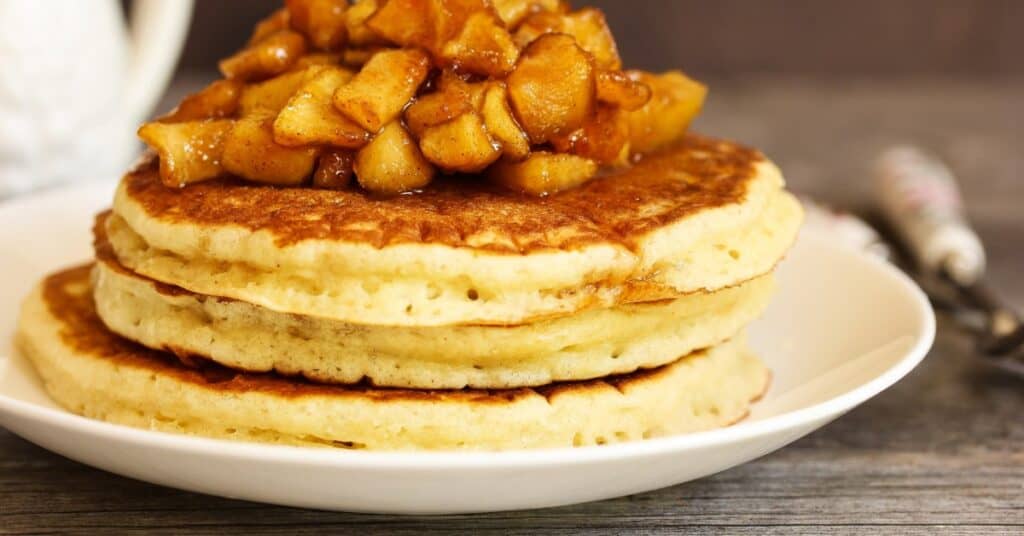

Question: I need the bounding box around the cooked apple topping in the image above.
[141,0,707,196]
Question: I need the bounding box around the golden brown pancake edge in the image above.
[46,264,697,404]
[121,133,764,254]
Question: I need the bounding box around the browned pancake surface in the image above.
[122,134,763,253]
[46,265,682,403]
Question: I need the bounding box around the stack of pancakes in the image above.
[17,135,802,450]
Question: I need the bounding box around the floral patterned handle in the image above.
[874,146,986,286]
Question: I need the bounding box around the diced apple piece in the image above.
[158,80,243,123]
[430,0,491,46]
[222,112,320,185]
[274,67,369,148]
[341,47,385,67]
[220,30,308,82]
[506,34,594,144]
[293,53,343,68]
[286,0,349,51]
[488,151,598,196]
[332,48,431,132]
[623,70,707,154]
[552,106,629,165]
[419,112,500,172]
[512,11,560,48]
[515,8,619,69]
[480,82,529,160]
[405,92,469,139]
[595,69,651,111]
[138,120,233,188]
[313,149,356,189]
[366,0,490,53]
[239,65,329,116]
[365,0,434,49]
[354,122,436,194]
[249,9,291,46]
[404,74,485,137]
[492,0,564,28]
[561,8,619,70]
[345,0,385,46]
[440,12,519,77]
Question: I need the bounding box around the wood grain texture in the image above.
[2,78,1023,534]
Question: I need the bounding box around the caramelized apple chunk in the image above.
[440,12,519,77]
[480,82,529,160]
[623,70,707,154]
[419,112,501,172]
[286,0,349,51]
[138,120,234,187]
[365,0,434,50]
[405,95,464,139]
[249,9,291,46]
[515,8,619,69]
[345,0,385,46]
[223,112,320,185]
[158,80,243,123]
[332,48,432,132]
[488,152,598,195]
[239,65,329,116]
[492,0,564,28]
[512,10,557,47]
[404,74,486,137]
[559,8,619,70]
[292,53,343,68]
[596,69,651,111]
[220,30,308,82]
[506,33,595,144]
[429,0,492,49]
[274,67,369,148]
[552,105,629,165]
[367,0,493,55]
[354,122,436,194]
[341,47,386,67]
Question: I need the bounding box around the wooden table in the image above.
[3,78,1022,534]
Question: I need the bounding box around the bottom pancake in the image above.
[16,265,770,451]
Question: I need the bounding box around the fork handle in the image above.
[874,146,986,287]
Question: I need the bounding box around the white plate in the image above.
[0,181,935,514]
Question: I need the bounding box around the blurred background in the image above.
[175,0,1024,78]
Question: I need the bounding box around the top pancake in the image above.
[110,133,803,326]
[123,134,761,253]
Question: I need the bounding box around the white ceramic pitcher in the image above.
[0,0,193,198]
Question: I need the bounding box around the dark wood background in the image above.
[172,0,1024,77]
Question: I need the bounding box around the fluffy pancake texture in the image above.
[17,266,769,451]
[91,252,775,389]
[109,135,803,326]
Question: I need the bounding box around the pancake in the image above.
[17,265,769,451]
[92,248,774,389]
[109,134,803,326]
